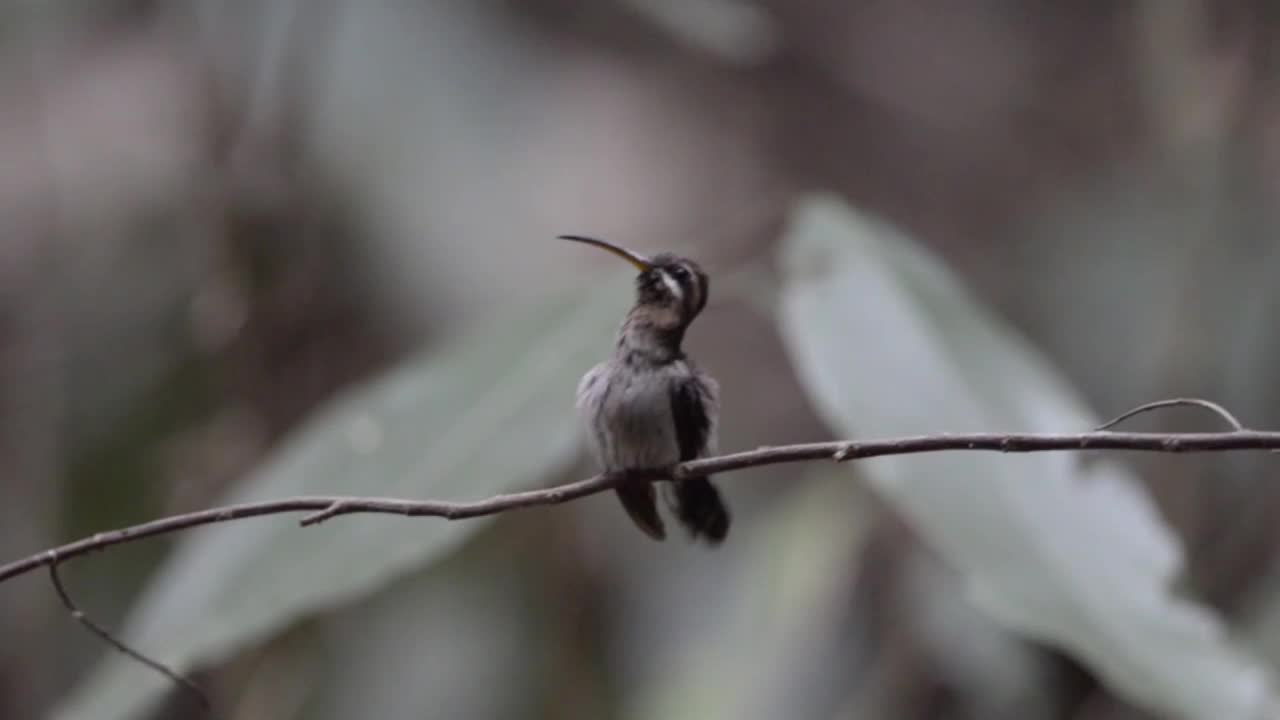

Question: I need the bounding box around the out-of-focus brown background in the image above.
[4,2,1280,719]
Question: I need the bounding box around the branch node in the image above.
[833,444,856,461]
[300,502,343,527]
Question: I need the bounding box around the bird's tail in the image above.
[672,476,730,544]
[615,482,666,541]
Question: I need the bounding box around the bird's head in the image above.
[559,235,709,331]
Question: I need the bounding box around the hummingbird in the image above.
[562,234,730,544]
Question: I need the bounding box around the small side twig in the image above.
[48,553,209,709]
[1094,397,1247,433]
[300,502,343,526]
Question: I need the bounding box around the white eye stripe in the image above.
[659,269,684,302]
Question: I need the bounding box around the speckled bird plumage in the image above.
[565,237,730,544]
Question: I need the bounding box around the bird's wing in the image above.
[668,370,729,542]
[670,371,717,461]
[575,362,609,409]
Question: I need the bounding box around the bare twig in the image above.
[1094,397,1247,432]
[5,428,1280,585]
[4,396,1276,701]
[48,553,209,709]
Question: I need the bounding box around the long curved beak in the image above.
[558,235,653,272]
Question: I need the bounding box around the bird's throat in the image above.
[616,308,686,365]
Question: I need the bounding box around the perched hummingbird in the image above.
[562,234,730,544]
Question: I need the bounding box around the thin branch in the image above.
[1094,397,1247,432]
[6,395,1279,701]
[48,554,209,708]
[6,428,1280,585]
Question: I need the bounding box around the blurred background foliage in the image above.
[4,1,1280,719]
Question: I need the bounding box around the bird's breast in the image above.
[578,363,681,471]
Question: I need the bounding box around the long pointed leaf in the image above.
[777,196,1276,720]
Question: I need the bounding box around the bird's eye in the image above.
[670,266,689,279]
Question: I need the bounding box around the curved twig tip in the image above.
[1094,398,1246,433]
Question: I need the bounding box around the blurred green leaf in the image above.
[776,196,1276,720]
[54,282,631,720]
